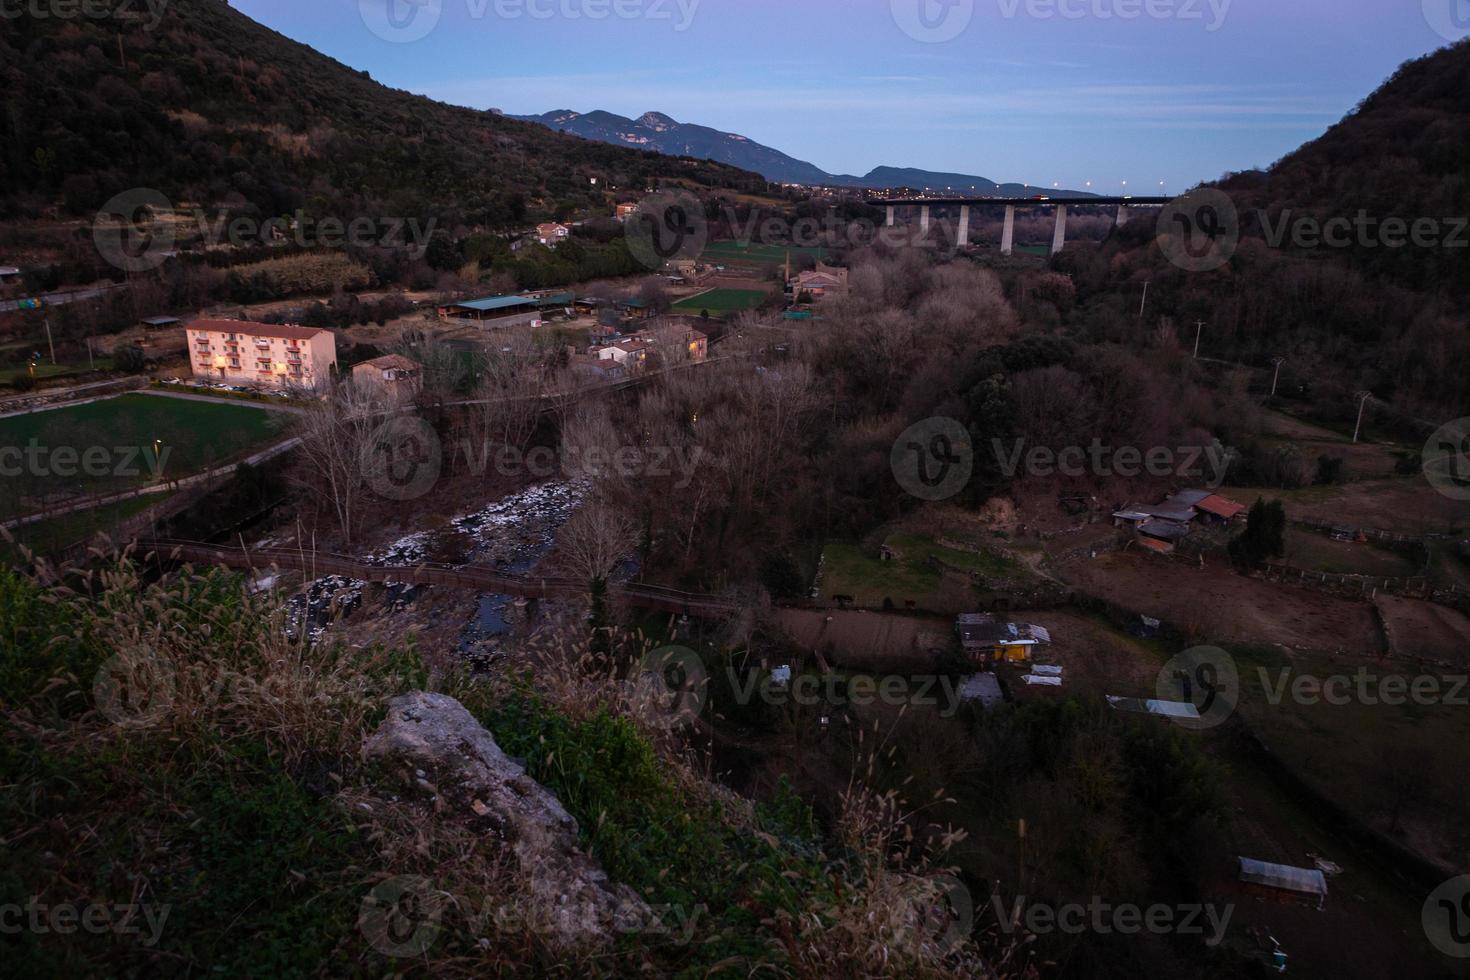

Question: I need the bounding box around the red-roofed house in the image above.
[1196,493,1247,525]
[187,320,336,391]
[536,223,571,246]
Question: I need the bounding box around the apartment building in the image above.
[186,320,337,392]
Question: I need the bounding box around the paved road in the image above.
[0,283,126,314]
[2,436,301,530]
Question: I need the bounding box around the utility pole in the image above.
[1353,391,1373,444]
[1270,357,1286,397]
[1138,281,1150,321]
[43,316,56,364]
[1192,321,1205,359]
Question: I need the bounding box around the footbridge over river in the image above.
[142,538,741,617]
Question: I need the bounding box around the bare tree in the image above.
[392,328,467,402]
[556,497,637,588]
[559,400,623,490]
[454,336,546,474]
[637,277,673,315]
[292,383,391,545]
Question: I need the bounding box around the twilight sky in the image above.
[234,0,1464,191]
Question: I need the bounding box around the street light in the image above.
[1270,357,1286,397]
[1193,321,1206,359]
[153,439,165,481]
[1352,391,1373,444]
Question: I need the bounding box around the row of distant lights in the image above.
[933,181,1170,193]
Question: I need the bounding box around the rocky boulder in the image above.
[362,691,648,949]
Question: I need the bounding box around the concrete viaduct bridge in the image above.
[872,196,1171,256]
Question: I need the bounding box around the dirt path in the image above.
[1056,551,1381,654]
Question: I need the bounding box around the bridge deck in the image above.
[870,196,1170,207]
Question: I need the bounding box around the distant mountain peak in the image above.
[637,111,678,131]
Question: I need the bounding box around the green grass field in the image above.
[2,493,164,562]
[0,393,286,496]
[670,288,769,316]
[816,534,1021,609]
[701,240,827,264]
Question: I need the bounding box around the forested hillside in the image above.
[0,0,764,228]
[1059,39,1470,420]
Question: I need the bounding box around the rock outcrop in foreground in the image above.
[363,691,648,948]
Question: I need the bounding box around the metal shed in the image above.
[1237,858,1328,910]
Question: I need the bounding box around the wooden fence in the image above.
[1262,561,1435,600]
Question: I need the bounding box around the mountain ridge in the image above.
[512,109,1097,196]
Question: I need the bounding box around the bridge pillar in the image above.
[1115,204,1129,228]
[1001,205,1016,255]
[1050,204,1068,256]
[957,205,971,247]
[886,205,895,228]
[920,205,931,233]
